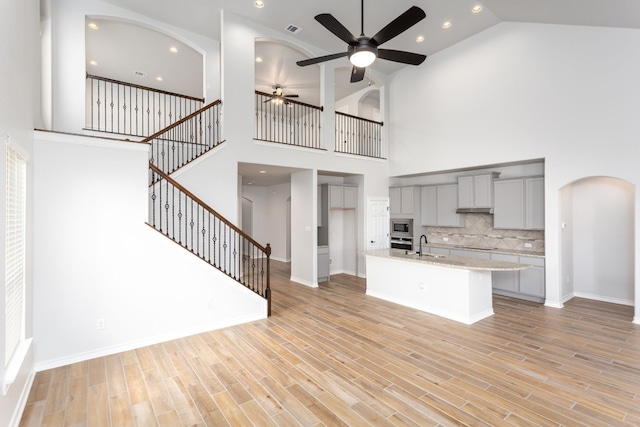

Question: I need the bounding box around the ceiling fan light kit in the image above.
[349,40,378,67]
[296,0,427,83]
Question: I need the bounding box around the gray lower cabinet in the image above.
[429,247,450,256]
[491,253,545,302]
[318,246,330,282]
[519,256,545,297]
[450,248,491,260]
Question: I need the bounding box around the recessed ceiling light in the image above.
[247,181,253,185]
[169,46,178,53]
[89,60,98,66]
[254,1,264,8]
[442,21,452,29]
[87,22,99,30]
[259,170,267,174]
[416,36,425,43]
[255,57,263,63]
[156,76,163,81]
[472,5,483,13]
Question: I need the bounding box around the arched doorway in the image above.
[560,176,635,309]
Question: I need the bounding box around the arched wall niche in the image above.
[559,175,636,318]
[85,15,204,98]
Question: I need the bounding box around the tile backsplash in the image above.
[419,213,545,253]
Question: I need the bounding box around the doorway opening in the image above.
[560,176,635,311]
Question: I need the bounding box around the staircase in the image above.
[144,100,272,315]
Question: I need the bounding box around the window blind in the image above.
[5,144,26,366]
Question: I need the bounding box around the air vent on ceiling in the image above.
[285,24,302,35]
[134,70,147,77]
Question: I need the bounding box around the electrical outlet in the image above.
[443,237,449,242]
[524,243,532,248]
[96,318,105,330]
[206,299,213,310]
[419,282,425,290]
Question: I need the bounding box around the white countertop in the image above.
[366,249,531,272]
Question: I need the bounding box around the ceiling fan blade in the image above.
[297,52,348,67]
[370,6,426,46]
[315,13,358,44]
[350,66,366,83]
[378,49,427,65]
[285,94,299,98]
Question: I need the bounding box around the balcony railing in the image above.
[86,73,205,137]
[254,91,323,150]
[149,163,271,313]
[335,112,384,159]
[145,100,222,178]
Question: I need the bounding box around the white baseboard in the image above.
[289,276,318,288]
[7,369,35,427]
[34,312,265,372]
[544,300,564,309]
[572,292,634,307]
[270,256,290,263]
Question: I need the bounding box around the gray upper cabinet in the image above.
[457,173,498,209]
[525,178,544,229]
[420,184,464,227]
[389,187,402,214]
[329,185,344,209]
[420,186,437,225]
[343,186,357,209]
[390,187,414,215]
[494,177,544,230]
[329,184,357,209]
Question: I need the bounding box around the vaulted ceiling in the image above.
[88,0,640,105]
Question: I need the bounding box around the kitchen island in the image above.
[365,249,530,324]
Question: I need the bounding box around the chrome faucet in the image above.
[419,234,428,256]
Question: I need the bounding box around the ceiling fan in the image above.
[296,0,427,83]
[264,84,299,104]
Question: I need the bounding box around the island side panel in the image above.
[365,255,494,324]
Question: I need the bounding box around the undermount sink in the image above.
[422,253,446,258]
[458,246,496,251]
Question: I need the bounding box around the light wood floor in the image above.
[20,260,640,426]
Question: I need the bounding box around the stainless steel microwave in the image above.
[390,218,413,237]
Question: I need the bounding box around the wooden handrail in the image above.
[149,162,269,254]
[335,111,383,126]
[255,90,324,111]
[86,73,205,103]
[143,99,222,143]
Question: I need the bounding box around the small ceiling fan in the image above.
[264,84,299,104]
[296,0,427,83]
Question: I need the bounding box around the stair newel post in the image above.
[266,243,272,316]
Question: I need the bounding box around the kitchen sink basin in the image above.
[458,246,496,251]
[422,253,446,258]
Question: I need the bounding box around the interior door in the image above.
[367,197,390,250]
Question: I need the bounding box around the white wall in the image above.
[0,0,41,424]
[33,132,266,369]
[241,185,268,243]
[388,22,640,315]
[267,183,291,262]
[290,170,316,286]
[240,183,292,263]
[570,177,634,304]
[335,85,380,120]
